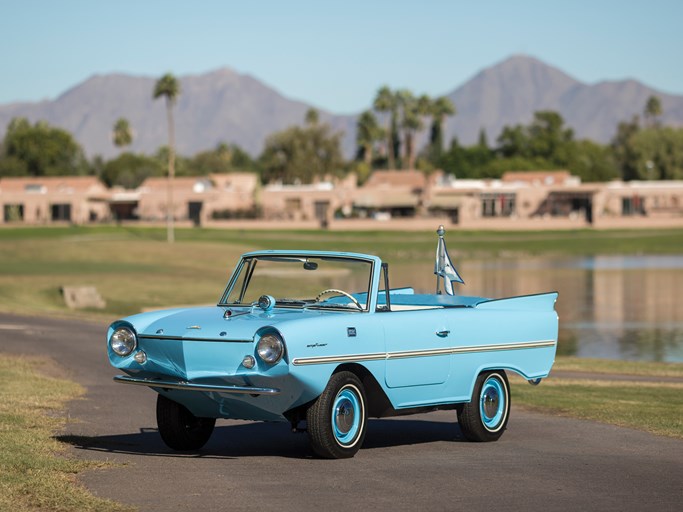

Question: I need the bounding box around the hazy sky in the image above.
[2,0,681,114]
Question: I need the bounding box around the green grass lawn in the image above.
[1,225,682,320]
[513,377,683,439]
[552,356,683,378]
[0,354,132,512]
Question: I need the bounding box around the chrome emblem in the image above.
[187,325,201,330]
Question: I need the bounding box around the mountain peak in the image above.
[1,56,681,159]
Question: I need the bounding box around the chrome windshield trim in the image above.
[291,340,556,366]
[113,375,280,395]
[137,334,252,343]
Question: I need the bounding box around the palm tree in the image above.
[428,96,456,160]
[373,86,398,169]
[305,108,320,126]
[355,110,384,165]
[397,90,425,170]
[644,95,662,128]
[153,73,181,242]
[112,118,133,149]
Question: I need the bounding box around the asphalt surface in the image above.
[1,312,682,512]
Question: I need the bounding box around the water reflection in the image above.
[390,255,683,362]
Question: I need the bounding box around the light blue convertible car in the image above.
[108,228,558,458]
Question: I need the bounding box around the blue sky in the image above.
[2,0,681,114]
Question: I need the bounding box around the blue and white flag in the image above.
[434,227,464,295]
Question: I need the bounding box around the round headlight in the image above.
[110,327,137,356]
[257,333,284,364]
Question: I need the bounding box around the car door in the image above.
[381,309,452,388]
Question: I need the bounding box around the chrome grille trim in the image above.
[138,334,252,343]
[113,375,280,395]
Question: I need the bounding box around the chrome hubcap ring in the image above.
[482,387,499,418]
[334,397,356,434]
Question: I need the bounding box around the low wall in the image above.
[3,216,682,232]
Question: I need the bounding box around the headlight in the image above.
[110,326,137,356]
[257,333,284,364]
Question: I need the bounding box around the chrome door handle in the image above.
[435,330,450,337]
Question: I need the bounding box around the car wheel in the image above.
[307,371,367,459]
[156,394,216,450]
[457,370,510,442]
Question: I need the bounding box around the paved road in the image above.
[1,312,682,512]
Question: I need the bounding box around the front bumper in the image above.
[113,375,281,395]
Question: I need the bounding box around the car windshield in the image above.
[220,255,373,311]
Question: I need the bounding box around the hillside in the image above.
[1,56,681,158]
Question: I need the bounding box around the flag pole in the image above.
[435,225,445,294]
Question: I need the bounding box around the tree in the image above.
[527,111,574,165]
[427,96,456,161]
[496,111,574,165]
[186,143,259,175]
[397,90,426,170]
[260,112,345,184]
[101,152,164,189]
[153,73,180,243]
[373,86,399,169]
[355,110,384,165]
[477,128,488,149]
[644,95,662,128]
[305,108,319,125]
[567,140,618,182]
[0,117,88,177]
[438,137,495,179]
[630,127,683,180]
[611,116,640,180]
[112,118,133,149]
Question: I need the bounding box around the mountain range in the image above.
[0,55,681,159]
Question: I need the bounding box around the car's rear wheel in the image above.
[156,394,216,450]
[458,370,510,442]
[307,371,367,459]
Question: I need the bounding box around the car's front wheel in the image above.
[156,394,216,450]
[457,370,510,442]
[307,371,367,459]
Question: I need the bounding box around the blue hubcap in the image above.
[480,376,506,431]
[332,386,362,446]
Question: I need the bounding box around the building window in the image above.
[622,196,645,216]
[188,201,203,227]
[51,203,72,221]
[481,193,515,217]
[3,204,24,222]
[285,198,301,213]
[24,184,46,194]
[314,201,330,221]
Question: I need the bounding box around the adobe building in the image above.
[1,170,681,230]
[597,180,683,219]
[0,176,109,224]
[135,173,258,225]
[260,174,357,225]
[353,170,439,218]
[424,170,683,228]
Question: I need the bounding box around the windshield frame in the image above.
[217,251,379,313]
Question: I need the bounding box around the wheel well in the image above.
[333,363,394,418]
[283,363,396,425]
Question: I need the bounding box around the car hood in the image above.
[125,306,338,341]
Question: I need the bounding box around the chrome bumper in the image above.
[113,375,281,395]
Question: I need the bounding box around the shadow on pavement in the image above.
[56,418,465,459]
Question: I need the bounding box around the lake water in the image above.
[390,255,683,363]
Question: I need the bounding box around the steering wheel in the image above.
[315,289,363,310]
